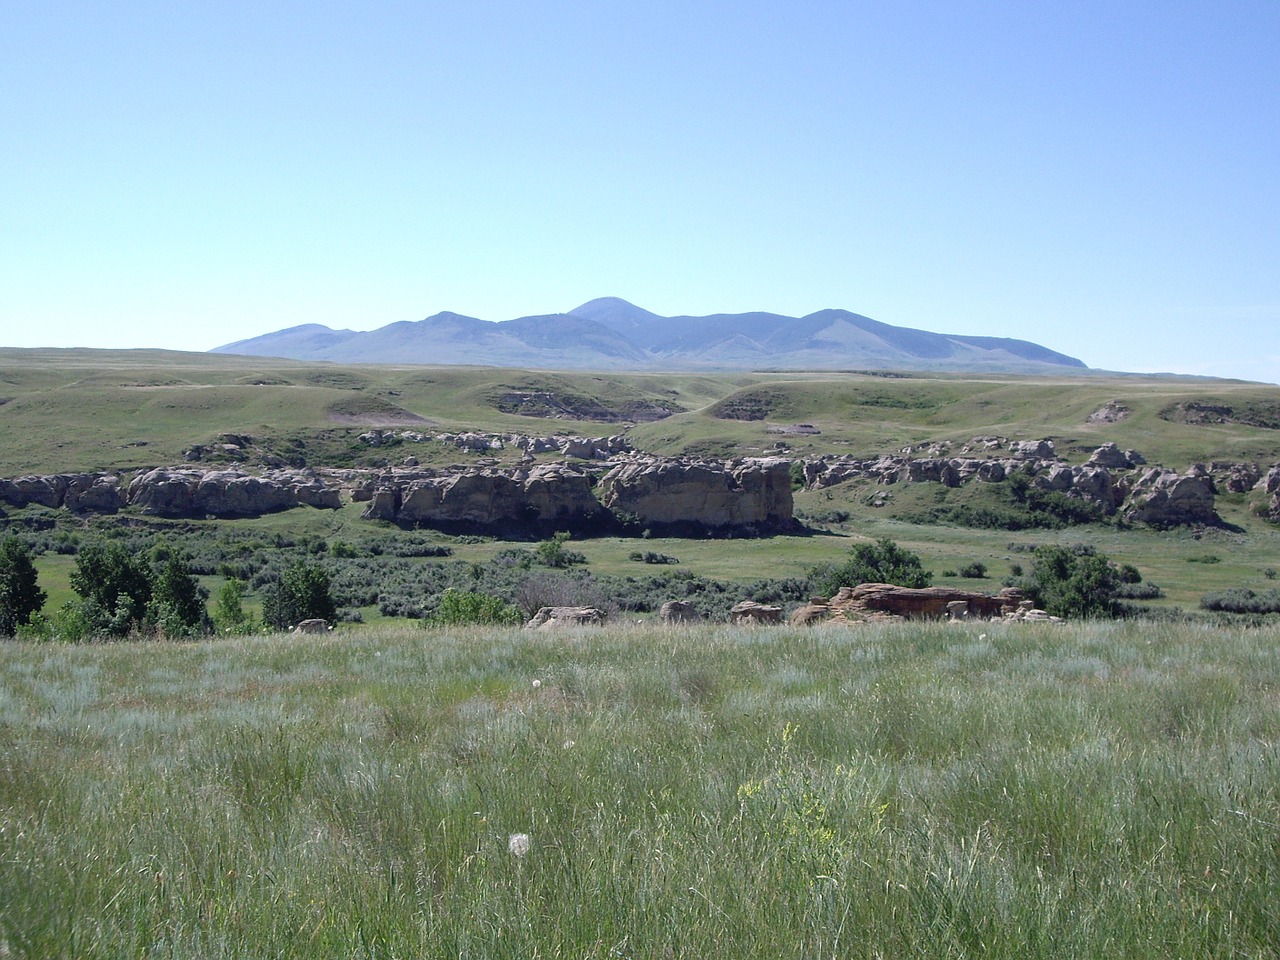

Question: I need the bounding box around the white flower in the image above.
[531,679,542,689]
[508,832,531,857]
[563,740,576,750]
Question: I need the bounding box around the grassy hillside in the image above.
[3,349,1279,474]
[2,619,1277,957]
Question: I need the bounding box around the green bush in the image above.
[957,561,987,579]
[426,589,523,626]
[262,561,337,629]
[212,578,256,635]
[1200,588,1280,614]
[535,532,587,569]
[1019,545,1123,619]
[148,548,211,637]
[808,538,932,597]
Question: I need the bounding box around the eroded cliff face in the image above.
[360,458,795,535]
[597,457,795,534]
[2,440,1274,534]
[370,464,608,535]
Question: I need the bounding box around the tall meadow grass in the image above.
[1,619,1278,957]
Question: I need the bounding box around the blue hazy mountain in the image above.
[212,296,1087,372]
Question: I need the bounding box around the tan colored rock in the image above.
[396,465,606,532]
[524,606,607,629]
[789,600,832,625]
[660,600,703,623]
[1123,468,1220,527]
[826,584,1025,621]
[599,457,794,532]
[291,618,330,635]
[729,601,783,624]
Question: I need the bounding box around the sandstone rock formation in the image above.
[728,601,783,624]
[524,606,607,629]
[824,583,1026,621]
[799,443,1247,527]
[1086,442,1143,469]
[788,599,834,625]
[1122,468,1219,527]
[599,458,794,533]
[361,464,608,534]
[659,600,703,623]
[291,619,330,635]
[127,468,341,518]
[357,429,634,460]
[0,473,124,513]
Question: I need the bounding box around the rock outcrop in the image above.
[1122,468,1219,527]
[599,458,794,533]
[127,468,342,517]
[0,473,124,513]
[825,583,1027,621]
[362,464,608,535]
[659,600,703,623]
[800,442,1251,527]
[524,606,607,629]
[728,601,784,624]
[357,429,634,460]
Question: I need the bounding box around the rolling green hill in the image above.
[2,348,1278,474]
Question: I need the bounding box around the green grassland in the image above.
[3,348,1280,616]
[2,619,1278,957]
[4,348,1280,473]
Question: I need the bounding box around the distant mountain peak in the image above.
[211,299,1087,372]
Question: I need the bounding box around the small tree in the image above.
[1023,545,1121,619]
[0,537,46,637]
[148,549,211,637]
[535,531,586,569]
[212,578,254,634]
[809,537,932,597]
[69,541,153,637]
[262,561,337,629]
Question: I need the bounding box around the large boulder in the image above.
[1123,468,1220,527]
[1009,439,1057,459]
[0,475,69,508]
[659,600,703,623]
[64,474,124,513]
[1086,442,1139,469]
[599,458,794,532]
[728,601,783,624]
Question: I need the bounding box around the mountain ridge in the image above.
[212,297,1088,372]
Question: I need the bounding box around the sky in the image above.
[2,1,1278,382]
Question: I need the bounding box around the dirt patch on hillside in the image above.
[327,396,427,425]
[305,371,371,391]
[490,389,681,422]
[1159,399,1280,429]
[709,389,787,421]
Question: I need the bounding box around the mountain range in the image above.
[211,297,1088,373]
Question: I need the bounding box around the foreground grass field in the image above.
[2,620,1278,958]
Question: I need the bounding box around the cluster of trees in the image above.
[0,525,1217,640]
[0,534,338,640]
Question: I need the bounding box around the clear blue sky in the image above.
[3,1,1277,382]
